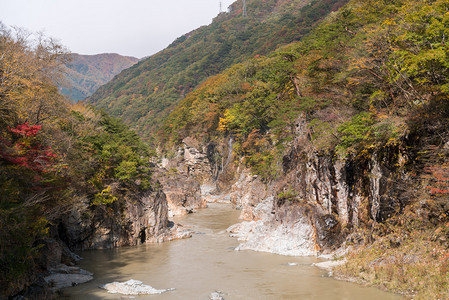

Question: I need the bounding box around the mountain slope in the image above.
[162,0,449,297]
[87,0,348,140]
[60,53,138,102]
[0,28,157,296]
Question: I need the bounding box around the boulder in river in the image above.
[44,265,93,290]
[101,279,175,295]
[209,291,225,299]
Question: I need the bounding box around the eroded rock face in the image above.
[280,149,354,226]
[220,115,408,256]
[164,137,217,184]
[16,238,91,297]
[281,146,406,231]
[61,186,177,250]
[227,188,344,256]
[229,199,318,256]
[156,137,234,214]
[36,238,62,269]
[156,171,206,217]
[153,114,407,257]
[230,169,272,220]
[60,138,218,251]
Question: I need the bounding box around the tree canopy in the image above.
[0,24,153,296]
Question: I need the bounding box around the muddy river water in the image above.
[66,203,402,299]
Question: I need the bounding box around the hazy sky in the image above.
[1,0,236,58]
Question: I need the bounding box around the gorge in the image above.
[2,0,449,298]
[66,203,400,299]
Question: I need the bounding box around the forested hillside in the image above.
[0,24,153,297]
[165,0,449,178]
[88,0,347,141]
[162,0,449,296]
[60,53,138,102]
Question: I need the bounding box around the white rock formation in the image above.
[101,279,174,295]
[230,219,317,256]
[44,265,93,290]
[228,199,318,256]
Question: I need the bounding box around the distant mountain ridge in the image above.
[87,0,348,140]
[60,53,139,102]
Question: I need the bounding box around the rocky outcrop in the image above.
[219,115,409,256]
[153,116,407,257]
[13,238,91,298]
[155,171,206,217]
[155,129,350,256]
[228,191,342,256]
[44,265,93,290]
[161,137,216,184]
[226,144,406,256]
[60,185,185,250]
[156,136,234,213]
[15,141,223,298]
[14,181,193,298]
[35,237,83,268]
[228,198,317,256]
[229,168,271,220]
[281,146,406,230]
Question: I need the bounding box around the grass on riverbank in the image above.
[335,223,449,299]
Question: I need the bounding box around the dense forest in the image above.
[88,0,348,142]
[0,23,153,296]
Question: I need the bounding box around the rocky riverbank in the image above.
[13,118,428,297]
[161,130,445,298]
[174,107,407,256]
[11,177,193,298]
[9,238,92,299]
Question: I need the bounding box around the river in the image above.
[66,203,402,299]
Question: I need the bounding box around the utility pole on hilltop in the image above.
[242,0,247,17]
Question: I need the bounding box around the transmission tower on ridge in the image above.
[219,1,223,13]
[242,0,247,17]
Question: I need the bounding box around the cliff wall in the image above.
[58,182,190,251]
[166,116,412,256]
